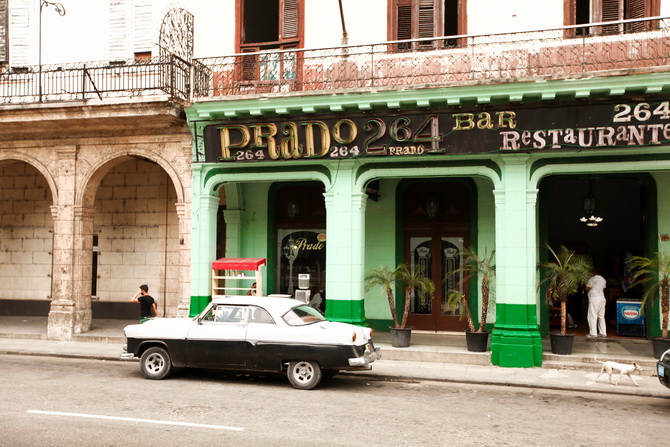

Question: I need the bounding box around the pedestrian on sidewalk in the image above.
[586,271,607,338]
[131,284,157,323]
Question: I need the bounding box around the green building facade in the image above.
[187,70,670,368]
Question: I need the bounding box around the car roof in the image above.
[210,296,303,314]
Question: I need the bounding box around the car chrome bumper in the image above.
[348,345,382,367]
[119,344,135,360]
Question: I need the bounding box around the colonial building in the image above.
[187,0,670,367]
[0,1,196,338]
[2,1,670,368]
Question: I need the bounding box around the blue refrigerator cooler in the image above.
[616,300,645,337]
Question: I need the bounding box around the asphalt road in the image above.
[1,354,668,447]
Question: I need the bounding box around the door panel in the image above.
[406,233,469,331]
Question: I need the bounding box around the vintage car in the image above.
[658,348,670,390]
[121,296,381,390]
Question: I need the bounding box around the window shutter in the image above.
[109,0,129,59]
[133,0,152,53]
[397,0,412,41]
[601,0,623,34]
[282,0,299,40]
[0,0,7,63]
[418,0,435,39]
[9,0,30,66]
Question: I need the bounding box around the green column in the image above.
[323,161,366,324]
[490,156,543,367]
[189,173,219,316]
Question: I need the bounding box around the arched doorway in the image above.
[402,180,473,332]
[273,182,326,302]
[539,174,652,336]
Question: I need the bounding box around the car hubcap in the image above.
[147,353,164,373]
[294,362,313,382]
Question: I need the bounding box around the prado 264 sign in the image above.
[201,100,670,163]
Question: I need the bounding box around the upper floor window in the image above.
[0,0,7,65]
[388,0,467,51]
[567,0,660,35]
[238,0,303,82]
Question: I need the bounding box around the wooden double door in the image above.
[403,181,471,332]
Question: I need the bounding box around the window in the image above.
[238,0,303,81]
[389,0,467,50]
[0,0,6,64]
[567,0,660,35]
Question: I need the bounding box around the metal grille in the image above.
[196,16,670,98]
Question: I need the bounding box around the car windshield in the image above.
[282,305,326,326]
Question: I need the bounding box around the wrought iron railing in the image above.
[0,53,202,104]
[195,17,670,98]
[0,17,667,105]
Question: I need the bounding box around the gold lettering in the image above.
[279,122,301,159]
[250,124,278,157]
[302,121,331,157]
[218,125,250,160]
[452,113,475,130]
[332,119,357,144]
[497,111,517,129]
[476,112,494,129]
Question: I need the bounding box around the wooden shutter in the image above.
[282,0,299,40]
[0,0,7,63]
[417,0,436,48]
[626,0,648,32]
[109,0,129,59]
[396,0,412,50]
[601,0,623,34]
[133,0,152,53]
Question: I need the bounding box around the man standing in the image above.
[131,284,157,323]
[586,272,607,338]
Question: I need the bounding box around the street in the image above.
[0,354,668,447]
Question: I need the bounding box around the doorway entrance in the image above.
[540,174,651,337]
[403,180,472,331]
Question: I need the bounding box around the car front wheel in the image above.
[287,360,322,390]
[140,346,172,380]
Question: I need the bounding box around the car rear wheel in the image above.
[287,360,322,390]
[140,347,172,380]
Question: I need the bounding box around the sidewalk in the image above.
[0,316,667,398]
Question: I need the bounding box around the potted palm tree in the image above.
[627,251,670,358]
[445,248,496,352]
[540,244,593,354]
[365,263,435,347]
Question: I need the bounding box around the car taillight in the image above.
[352,332,357,342]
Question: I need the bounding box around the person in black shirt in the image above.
[131,284,157,323]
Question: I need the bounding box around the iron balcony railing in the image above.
[196,16,670,98]
[0,17,668,105]
[0,53,209,104]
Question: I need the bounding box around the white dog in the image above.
[595,358,644,386]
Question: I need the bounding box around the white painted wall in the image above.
[8,0,670,65]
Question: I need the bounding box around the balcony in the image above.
[1,17,668,106]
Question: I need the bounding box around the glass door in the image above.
[406,233,469,331]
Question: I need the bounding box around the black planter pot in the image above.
[389,327,413,348]
[652,337,670,359]
[549,332,575,355]
[465,330,490,352]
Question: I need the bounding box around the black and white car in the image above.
[658,348,670,390]
[121,296,381,389]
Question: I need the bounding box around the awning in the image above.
[211,258,267,271]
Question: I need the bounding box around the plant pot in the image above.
[389,326,413,348]
[652,337,670,359]
[465,330,490,352]
[549,332,574,355]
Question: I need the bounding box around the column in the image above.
[47,146,78,340]
[175,202,191,317]
[323,161,367,324]
[189,190,219,316]
[490,155,543,367]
